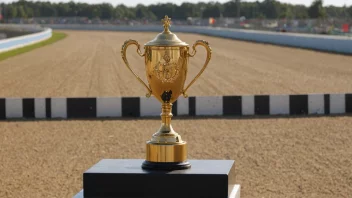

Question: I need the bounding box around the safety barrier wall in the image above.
[46,24,352,55]
[0,24,46,33]
[0,25,52,53]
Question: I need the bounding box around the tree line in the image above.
[0,0,351,20]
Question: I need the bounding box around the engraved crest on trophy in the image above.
[153,53,180,83]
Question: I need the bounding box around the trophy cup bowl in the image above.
[121,16,212,170]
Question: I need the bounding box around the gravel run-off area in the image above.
[0,117,351,198]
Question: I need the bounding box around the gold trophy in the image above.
[121,16,212,170]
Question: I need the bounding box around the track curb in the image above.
[0,26,52,53]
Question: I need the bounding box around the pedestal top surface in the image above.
[85,159,235,175]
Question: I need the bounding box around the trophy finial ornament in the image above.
[162,15,172,33]
[121,15,212,171]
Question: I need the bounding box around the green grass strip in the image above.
[0,31,67,62]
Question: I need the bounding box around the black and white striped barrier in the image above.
[0,94,351,119]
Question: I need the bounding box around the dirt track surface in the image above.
[0,30,352,198]
[0,117,351,198]
[0,30,351,98]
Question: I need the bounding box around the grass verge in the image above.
[0,31,67,62]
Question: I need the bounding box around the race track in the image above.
[0,30,351,98]
[0,30,352,198]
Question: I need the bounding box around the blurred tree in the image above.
[17,5,27,18]
[174,3,198,19]
[92,8,101,19]
[279,4,294,19]
[223,1,238,17]
[348,6,352,18]
[294,5,309,19]
[56,3,70,17]
[25,6,34,17]
[136,4,156,20]
[100,3,114,19]
[236,0,241,17]
[202,2,223,18]
[260,0,280,19]
[0,0,349,21]
[6,5,18,18]
[149,3,176,19]
[240,1,261,18]
[308,0,326,19]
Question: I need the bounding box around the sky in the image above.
[1,0,351,7]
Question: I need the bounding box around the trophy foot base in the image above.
[142,160,191,171]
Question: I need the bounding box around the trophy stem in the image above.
[157,103,176,135]
[161,103,172,126]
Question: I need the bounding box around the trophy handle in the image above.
[182,40,212,98]
[121,39,152,97]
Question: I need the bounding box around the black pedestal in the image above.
[74,159,236,198]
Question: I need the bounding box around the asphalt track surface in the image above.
[0,30,351,97]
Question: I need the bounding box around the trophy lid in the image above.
[145,16,188,47]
